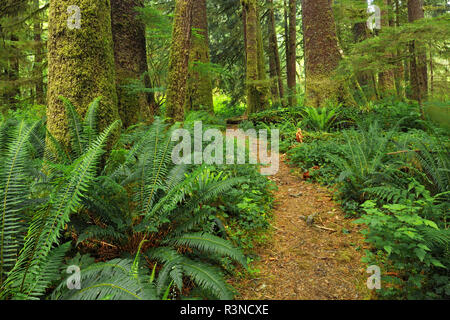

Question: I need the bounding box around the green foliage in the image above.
[72,118,249,300]
[355,200,449,299]
[299,103,343,132]
[287,134,346,185]
[0,102,119,299]
[213,94,246,119]
[212,163,275,251]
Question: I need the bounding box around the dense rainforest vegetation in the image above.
[0,0,448,301]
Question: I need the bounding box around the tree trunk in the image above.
[243,8,248,65]
[165,0,193,122]
[408,0,428,104]
[283,0,289,105]
[352,0,377,101]
[267,0,284,106]
[7,34,20,108]
[302,0,355,108]
[378,0,396,97]
[393,0,404,98]
[33,0,45,105]
[242,0,269,114]
[47,0,119,148]
[111,0,156,128]
[286,0,297,106]
[185,0,214,113]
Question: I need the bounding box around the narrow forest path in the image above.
[227,127,370,300]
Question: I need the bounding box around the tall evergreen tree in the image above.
[185,0,214,113]
[46,0,119,148]
[111,0,156,128]
[302,0,355,108]
[286,0,297,106]
[377,0,396,97]
[166,0,193,122]
[267,0,284,106]
[408,0,428,103]
[352,0,378,100]
[33,0,45,105]
[242,0,269,114]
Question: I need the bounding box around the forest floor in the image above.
[227,128,371,300]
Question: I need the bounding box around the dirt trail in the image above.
[228,128,369,300]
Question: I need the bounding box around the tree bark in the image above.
[33,0,45,105]
[185,0,214,113]
[302,0,355,108]
[242,0,269,114]
[165,0,193,122]
[111,0,156,128]
[267,0,284,106]
[352,0,377,101]
[408,0,428,104]
[393,0,404,98]
[46,0,119,148]
[286,0,297,106]
[378,0,396,97]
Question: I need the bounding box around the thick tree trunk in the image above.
[185,0,214,113]
[46,0,119,148]
[33,0,44,105]
[378,0,396,97]
[408,0,428,104]
[267,0,284,106]
[242,0,269,114]
[302,0,355,108]
[111,0,156,128]
[166,0,193,122]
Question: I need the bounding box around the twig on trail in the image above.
[313,225,336,233]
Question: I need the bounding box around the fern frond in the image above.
[164,232,247,267]
[0,121,39,284]
[4,121,119,298]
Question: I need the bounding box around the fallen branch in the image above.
[387,150,421,156]
[313,225,336,233]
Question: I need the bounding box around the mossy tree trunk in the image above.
[111,0,156,128]
[408,0,428,104]
[184,0,214,113]
[302,0,355,108]
[286,0,297,106]
[267,0,284,106]
[46,0,119,149]
[165,0,193,122]
[242,0,269,114]
[7,34,20,108]
[393,0,405,98]
[352,0,378,101]
[377,0,396,97]
[33,0,45,105]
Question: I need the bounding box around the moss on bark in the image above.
[287,0,297,107]
[166,0,193,122]
[378,0,396,97]
[184,0,214,113]
[242,0,269,114]
[111,0,156,128]
[267,0,284,106]
[408,0,428,104]
[46,0,119,149]
[302,0,356,108]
